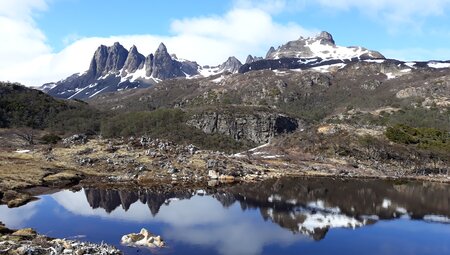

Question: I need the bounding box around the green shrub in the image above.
[40,133,61,144]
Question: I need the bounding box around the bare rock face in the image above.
[187,112,299,144]
[145,54,154,77]
[219,56,243,73]
[123,45,145,75]
[121,228,165,248]
[88,42,128,79]
[245,55,263,64]
[151,43,184,80]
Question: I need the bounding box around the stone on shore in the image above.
[121,228,165,248]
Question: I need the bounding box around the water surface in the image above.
[1,177,449,255]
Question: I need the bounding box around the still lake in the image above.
[1,177,449,255]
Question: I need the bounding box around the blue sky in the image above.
[2,0,450,86]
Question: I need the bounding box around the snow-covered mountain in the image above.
[266,31,384,60]
[43,42,242,100]
[41,31,450,100]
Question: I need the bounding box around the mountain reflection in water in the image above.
[79,177,450,241]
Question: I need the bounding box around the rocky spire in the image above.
[266,47,276,59]
[105,42,128,73]
[87,45,108,79]
[219,56,243,73]
[144,54,154,77]
[316,31,335,45]
[123,45,145,75]
[151,42,184,79]
[246,55,263,64]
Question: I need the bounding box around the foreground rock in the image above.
[0,223,122,255]
[121,228,165,248]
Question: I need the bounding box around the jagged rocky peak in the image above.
[266,47,276,59]
[245,55,263,64]
[156,42,168,54]
[219,56,243,73]
[266,31,384,60]
[316,31,335,45]
[152,42,185,80]
[88,42,129,79]
[123,45,145,74]
[106,42,128,72]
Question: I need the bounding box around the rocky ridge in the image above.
[41,31,412,100]
[43,42,242,100]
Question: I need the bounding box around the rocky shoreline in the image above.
[1,134,449,208]
[0,223,122,255]
[0,133,449,254]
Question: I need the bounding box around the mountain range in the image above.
[42,31,450,100]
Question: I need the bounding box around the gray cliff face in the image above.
[219,57,243,73]
[151,43,185,80]
[316,31,335,45]
[87,43,128,79]
[145,54,154,77]
[105,42,128,73]
[123,45,145,75]
[246,55,263,64]
[265,47,276,59]
[186,112,299,144]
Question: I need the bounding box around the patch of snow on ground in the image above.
[68,86,88,99]
[249,143,270,152]
[307,41,367,60]
[261,155,283,159]
[89,86,109,98]
[198,66,221,77]
[130,67,147,82]
[428,62,450,68]
[273,70,288,75]
[212,76,225,83]
[405,62,416,68]
[311,63,346,73]
[364,59,385,63]
[15,150,31,153]
[385,73,397,79]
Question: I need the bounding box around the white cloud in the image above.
[0,1,314,87]
[315,0,450,30]
[239,0,450,30]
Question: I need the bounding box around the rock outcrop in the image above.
[187,112,299,144]
[246,55,263,64]
[121,228,165,248]
[123,45,145,74]
[219,56,243,73]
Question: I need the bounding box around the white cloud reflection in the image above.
[0,200,41,229]
[52,189,305,255]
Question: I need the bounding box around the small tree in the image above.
[14,128,36,145]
